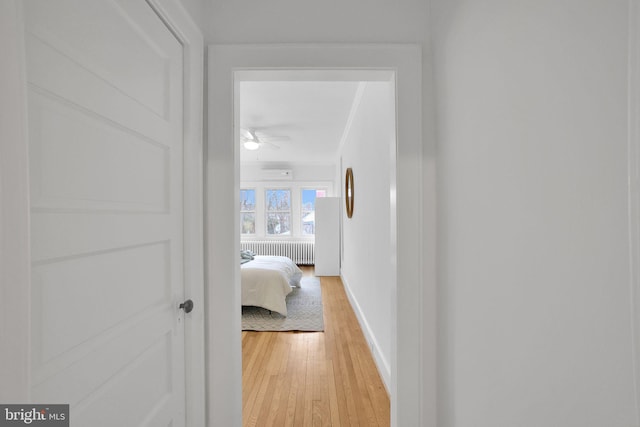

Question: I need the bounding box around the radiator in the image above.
[241,240,315,265]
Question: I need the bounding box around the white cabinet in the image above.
[315,197,340,275]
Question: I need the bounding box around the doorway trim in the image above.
[0,1,206,425]
[628,0,640,420]
[207,44,428,427]
[0,0,30,402]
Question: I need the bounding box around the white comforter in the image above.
[241,256,303,316]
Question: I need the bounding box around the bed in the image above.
[241,255,303,316]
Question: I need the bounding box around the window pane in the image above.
[301,189,316,235]
[301,189,325,235]
[266,213,291,235]
[266,189,290,211]
[240,213,255,234]
[240,189,256,235]
[301,189,317,212]
[302,212,315,235]
[240,189,255,211]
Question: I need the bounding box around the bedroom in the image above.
[236,71,397,422]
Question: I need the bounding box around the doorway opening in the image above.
[206,44,426,427]
[236,70,396,424]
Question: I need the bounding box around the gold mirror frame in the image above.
[345,167,354,218]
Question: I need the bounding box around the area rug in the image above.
[242,277,324,332]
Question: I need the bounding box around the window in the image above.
[301,188,326,235]
[265,189,291,235]
[240,189,256,234]
[240,184,332,238]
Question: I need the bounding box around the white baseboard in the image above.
[340,271,391,394]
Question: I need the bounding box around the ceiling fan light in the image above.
[244,140,260,150]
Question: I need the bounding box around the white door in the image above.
[25,1,186,425]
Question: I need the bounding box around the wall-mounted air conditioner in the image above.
[261,169,293,181]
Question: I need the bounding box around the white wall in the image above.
[178,0,206,34]
[204,0,428,44]
[432,1,638,426]
[339,81,395,389]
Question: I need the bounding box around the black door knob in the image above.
[179,299,194,314]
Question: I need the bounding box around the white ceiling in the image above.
[239,80,361,164]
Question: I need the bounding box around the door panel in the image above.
[28,89,169,212]
[25,0,185,425]
[24,0,173,120]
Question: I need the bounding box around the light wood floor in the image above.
[242,266,390,426]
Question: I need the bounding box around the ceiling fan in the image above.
[240,128,290,151]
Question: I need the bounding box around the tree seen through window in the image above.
[240,189,256,234]
[266,189,291,235]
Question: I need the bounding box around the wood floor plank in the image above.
[326,360,342,427]
[242,267,389,426]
